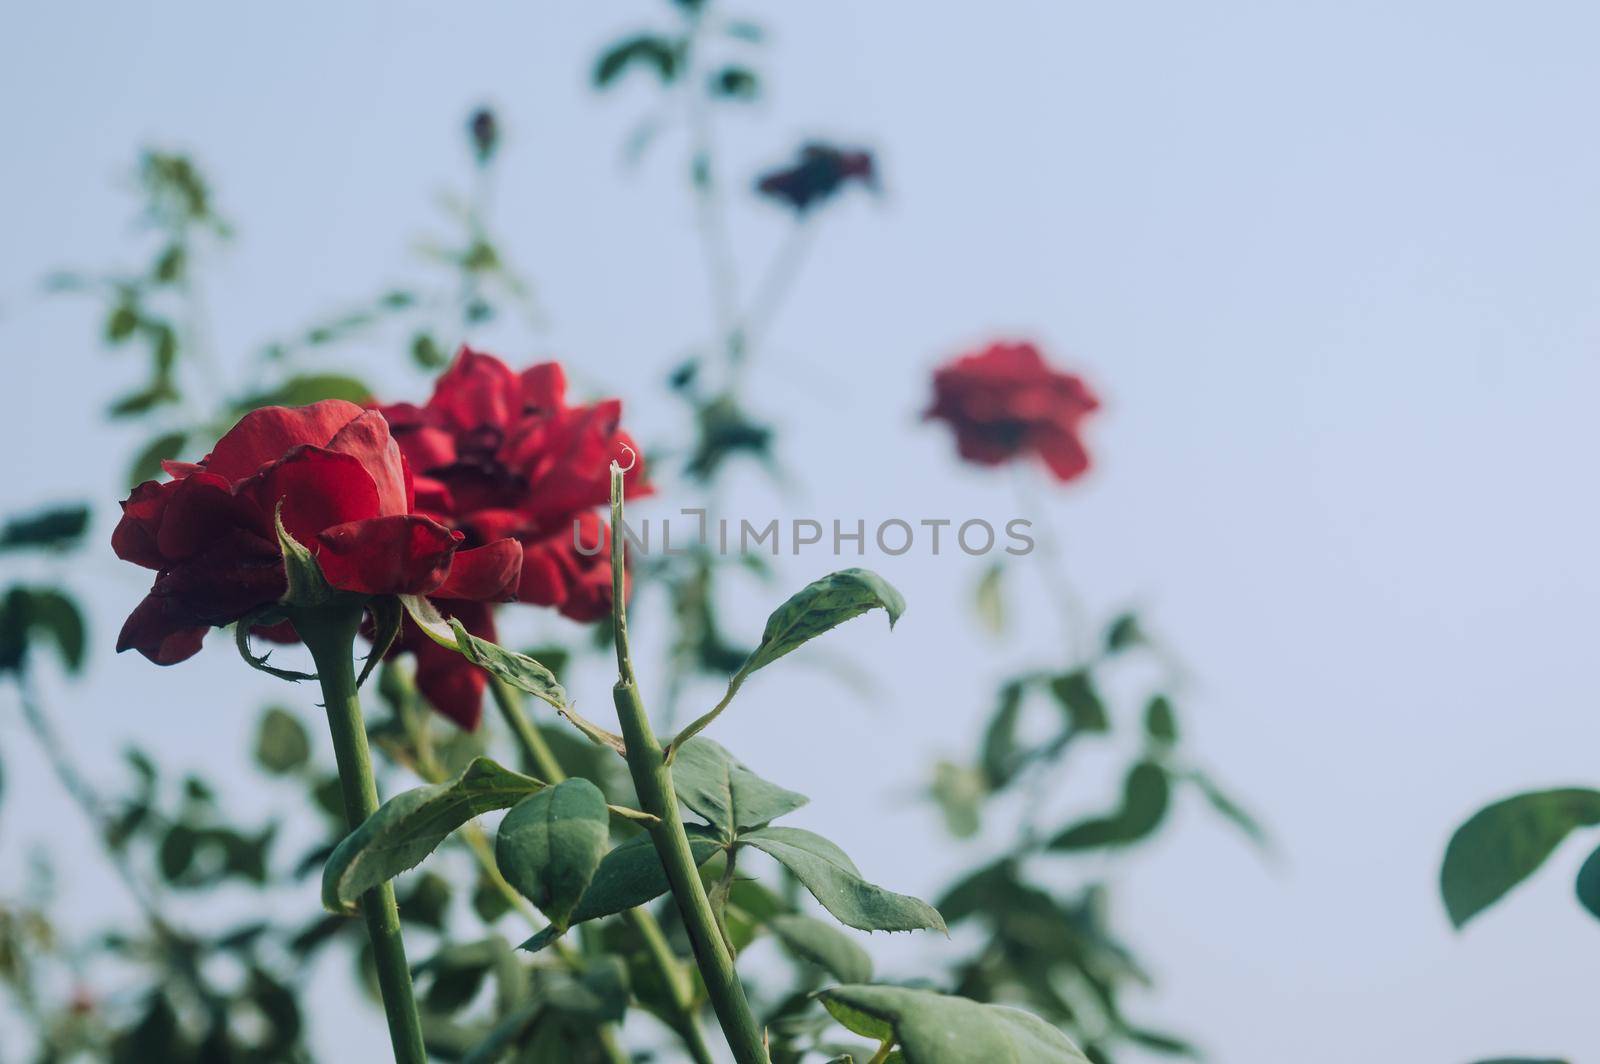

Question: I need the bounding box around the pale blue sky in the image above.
[3,2,1599,1061]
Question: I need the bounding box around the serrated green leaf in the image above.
[1048,761,1170,851]
[740,826,944,934]
[768,914,872,982]
[671,737,808,836]
[322,757,545,914]
[671,569,904,752]
[495,779,610,929]
[1441,788,1600,928]
[819,985,1089,1063]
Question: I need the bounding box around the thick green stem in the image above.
[489,677,716,1064]
[299,603,427,1064]
[608,463,768,1064]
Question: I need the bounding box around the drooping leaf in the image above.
[740,826,944,934]
[980,680,1026,789]
[1442,788,1600,928]
[254,707,311,775]
[0,587,86,674]
[768,914,872,982]
[594,35,682,87]
[495,779,611,929]
[819,985,1089,1063]
[670,736,808,836]
[0,505,90,551]
[322,757,545,914]
[1048,761,1170,851]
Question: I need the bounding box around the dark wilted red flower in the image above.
[378,348,644,726]
[755,142,877,213]
[112,400,520,666]
[925,341,1100,483]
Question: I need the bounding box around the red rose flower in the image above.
[925,341,1100,483]
[381,347,645,618]
[376,348,644,726]
[112,399,521,666]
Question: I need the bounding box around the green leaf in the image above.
[1144,695,1178,744]
[322,757,545,914]
[1047,670,1108,733]
[1104,612,1144,652]
[519,826,723,951]
[930,760,986,839]
[0,587,87,674]
[235,373,372,413]
[1441,788,1600,928]
[495,779,610,929]
[742,568,904,677]
[275,505,335,608]
[359,597,402,689]
[1048,761,1170,851]
[254,707,310,775]
[398,595,572,715]
[670,737,808,837]
[128,432,187,488]
[1188,769,1269,850]
[767,914,872,982]
[671,569,904,752]
[0,505,90,551]
[594,35,682,87]
[974,562,1005,635]
[979,681,1026,789]
[740,826,945,934]
[819,985,1089,1063]
[1576,841,1600,923]
[710,66,760,100]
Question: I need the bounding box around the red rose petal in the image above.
[116,594,207,665]
[202,400,365,483]
[327,410,410,516]
[245,446,382,550]
[433,539,522,602]
[316,514,461,596]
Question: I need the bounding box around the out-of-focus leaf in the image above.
[1576,841,1600,923]
[594,35,682,87]
[235,373,372,413]
[1144,695,1178,744]
[974,562,1005,635]
[768,914,872,982]
[1188,769,1269,851]
[1104,612,1144,652]
[930,761,985,839]
[0,587,86,674]
[0,506,90,551]
[1048,761,1170,851]
[980,681,1026,789]
[1442,788,1600,928]
[711,66,760,99]
[128,432,187,488]
[1047,670,1108,733]
[255,706,311,775]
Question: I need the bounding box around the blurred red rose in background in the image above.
[925,341,1100,483]
[111,400,520,667]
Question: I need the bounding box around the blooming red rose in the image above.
[925,341,1100,483]
[755,142,878,213]
[375,348,644,726]
[381,347,645,619]
[112,399,521,666]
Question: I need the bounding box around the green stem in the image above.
[866,1039,895,1064]
[298,603,427,1064]
[489,677,716,1064]
[608,465,768,1064]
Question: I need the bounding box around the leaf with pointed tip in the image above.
[495,779,610,929]
[671,737,808,836]
[359,597,402,689]
[1441,788,1600,928]
[518,827,724,952]
[768,914,872,982]
[819,985,1089,1063]
[274,505,334,608]
[322,757,544,914]
[671,569,904,751]
[740,827,944,934]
